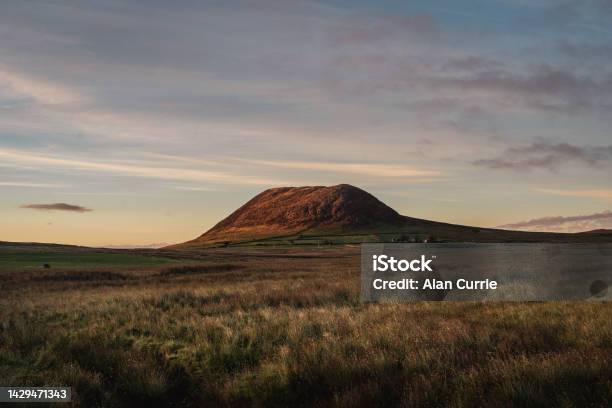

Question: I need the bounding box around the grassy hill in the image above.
[171,184,612,249]
[173,222,612,249]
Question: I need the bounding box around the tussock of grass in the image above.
[1,250,611,407]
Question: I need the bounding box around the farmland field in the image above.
[1,245,611,407]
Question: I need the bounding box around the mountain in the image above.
[172,184,612,248]
[579,229,612,234]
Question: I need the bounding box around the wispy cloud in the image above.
[0,181,64,188]
[328,12,439,46]
[534,188,612,200]
[0,148,444,187]
[441,56,502,72]
[170,185,223,192]
[0,148,295,186]
[244,159,442,178]
[0,66,83,105]
[20,203,92,212]
[497,210,612,232]
[434,65,612,113]
[558,40,612,61]
[473,141,612,171]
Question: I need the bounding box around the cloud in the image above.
[473,141,612,171]
[535,188,612,200]
[433,65,612,113]
[1,1,610,158]
[328,13,439,46]
[0,148,297,186]
[441,56,502,72]
[170,185,223,192]
[0,181,64,188]
[497,210,612,232]
[0,147,443,187]
[558,40,612,61]
[20,203,92,212]
[0,66,83,105]
[242,159,442,178]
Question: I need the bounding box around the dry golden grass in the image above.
[1,248,611,407]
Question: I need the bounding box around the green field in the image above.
[0,248,177,270]
[1,245,611,407]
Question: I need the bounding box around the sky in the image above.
[1,0,612,246]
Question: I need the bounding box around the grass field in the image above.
[1,246,611,407]
[0,242,181,270]
[0,250,176,270]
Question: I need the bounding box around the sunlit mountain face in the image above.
[1,1,611,246]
